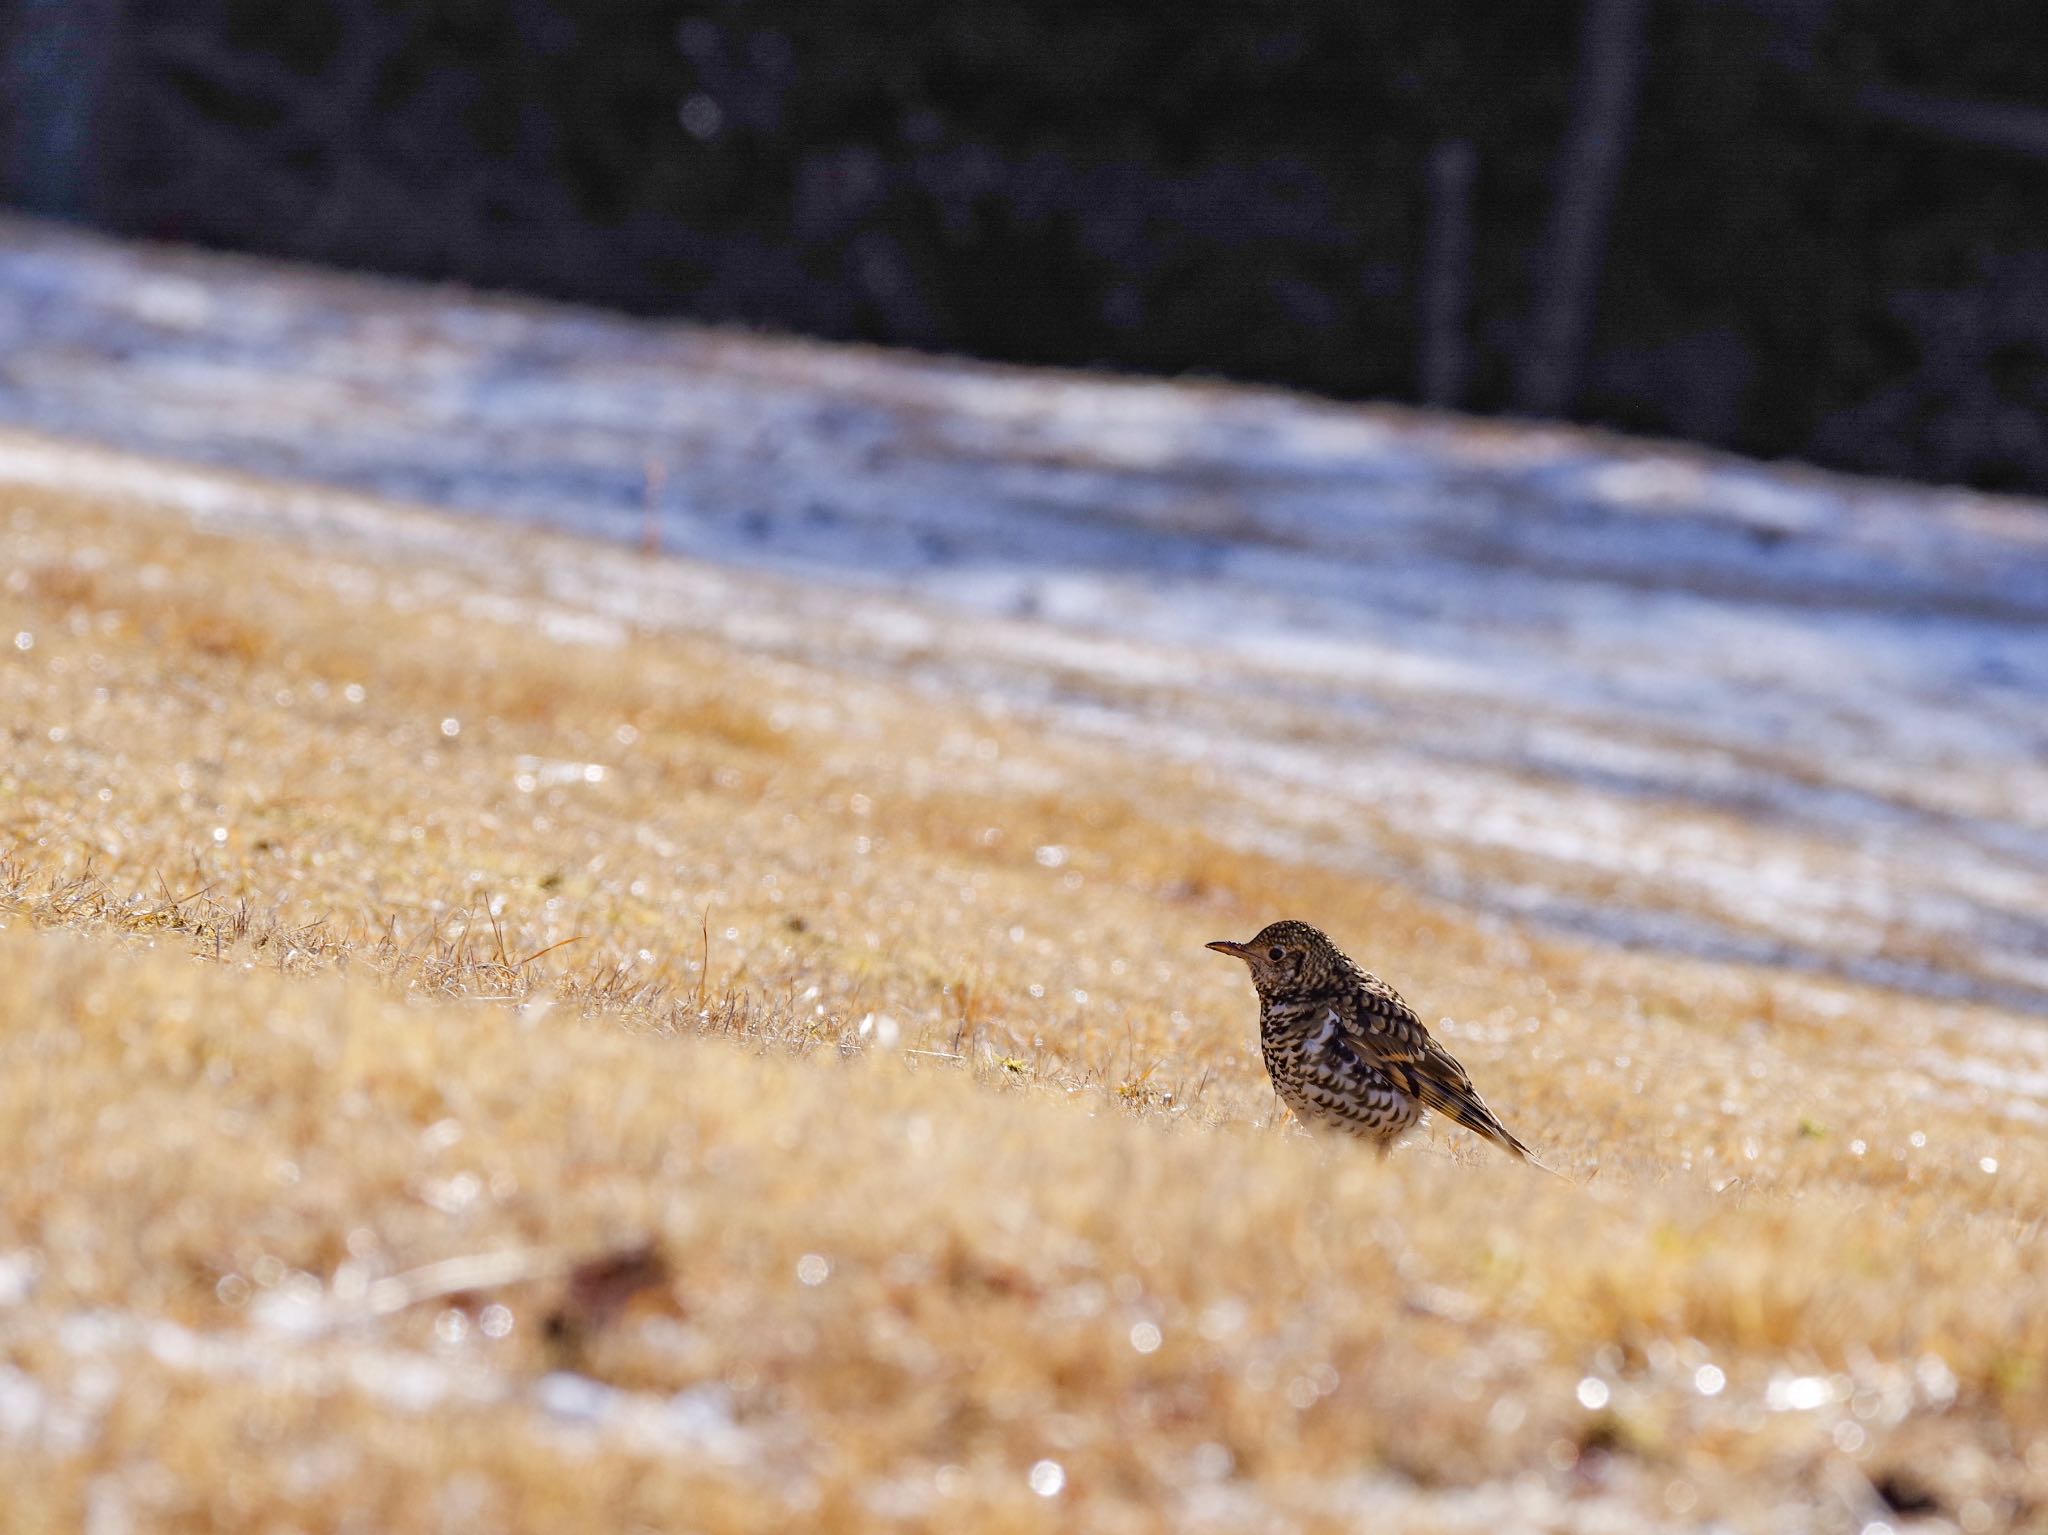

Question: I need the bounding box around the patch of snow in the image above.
[3,217,2047,1009]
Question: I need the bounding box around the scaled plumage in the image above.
[1207,919,1544,1166]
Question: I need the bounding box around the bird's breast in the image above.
[1262,998,1342,1044]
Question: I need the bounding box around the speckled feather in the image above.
[1209,919,1542,1164]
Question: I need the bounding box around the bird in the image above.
[1207,919,1545,1166]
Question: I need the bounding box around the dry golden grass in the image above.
[4,468,2048,1532]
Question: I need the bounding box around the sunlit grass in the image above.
[3,475,2045,1531]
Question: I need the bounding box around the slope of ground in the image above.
[4,456,2047,1532]
[2,218,2047,1011]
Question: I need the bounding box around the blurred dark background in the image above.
[6,0,2048,493]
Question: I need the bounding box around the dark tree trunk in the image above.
[1515,0,1651,417]
[3,0,128,219]
[1419,139,1477,410]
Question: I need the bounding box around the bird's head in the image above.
[1205,919,1343,999]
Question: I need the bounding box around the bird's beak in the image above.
[1205,940,1253,960]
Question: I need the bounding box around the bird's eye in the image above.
[1267,946,1286,962]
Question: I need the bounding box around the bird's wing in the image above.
[1340,978,1541,1164]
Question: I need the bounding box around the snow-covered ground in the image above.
[3,217,2045,1010]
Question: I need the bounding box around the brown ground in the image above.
[2,454,2045,1532]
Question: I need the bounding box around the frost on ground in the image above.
[1,216,2045,1008]
[9,273,2048,1533]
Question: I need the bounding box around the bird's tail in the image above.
[1484,1119,1571,1180]
[1416,1079,1567,1178]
